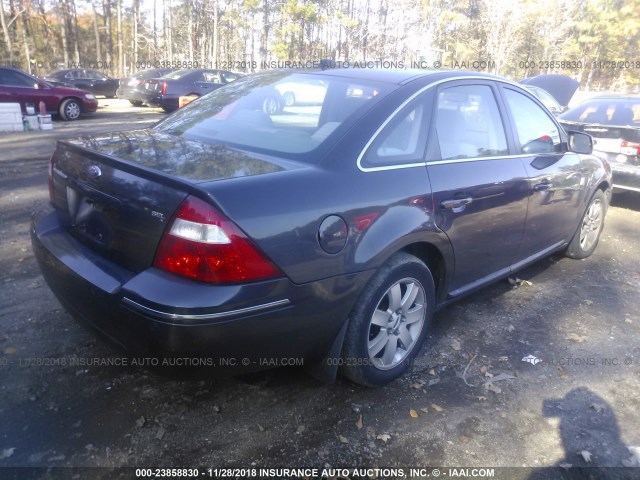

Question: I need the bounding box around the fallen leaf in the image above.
[590,403,605,413]
[355,415,363,430]
[490,373,516,382]
[376,434,391,443]
[583,300,593,306]
[339,435,349,444]
[622,446,640,467]
[411,380,426,389]
[135,416,146,428]
[3,347,16,355]
[499,411,508,418]
[420,407,429,414]
[296,425,306,434]
[485,383,502,394]
[506,324,515,332]
[476,396,487,401]
[578,450,592,462]
[0,448,15,460]
[459,435,470,444]
[480,366,488,374]
[566,333,587,343]
[451,339,461,351]
[257,423,265,432]
[558,366,571,378]
[409,409,419,418]
[498,356,509,363]
[428,368,436,376]
[155,427,165,440]
[559,463,572,470]
[431,404,444,412]
[212,405,220,413]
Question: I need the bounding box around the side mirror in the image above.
[567,131,593,155]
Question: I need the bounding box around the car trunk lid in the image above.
[49,129,288,273]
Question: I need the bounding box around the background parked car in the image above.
[559,96,640,193]
[523,85,565,115]
[275,78,327,106]
[0,67,98,120]
[521,74,578,113]
[43,69,119,98]
[33,69,610,387]
[142,69,243,112]
[116,68,176,106]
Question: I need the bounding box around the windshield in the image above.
[155,71,390,161]
[560,98,640,126]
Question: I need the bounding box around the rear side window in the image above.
[560,99,640,126]
[504,89,562,154]
[435,84,508,160]
[362,97,430,168]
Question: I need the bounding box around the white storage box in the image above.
[0,103,23,132]
[38,114,53,130]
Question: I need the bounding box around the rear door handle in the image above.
[440,197,473,209]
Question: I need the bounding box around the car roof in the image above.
[293,68,501,85]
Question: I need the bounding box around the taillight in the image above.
[48,153,56,207]
[161,81,167,95]
[154,196,282,283]
[620,140,640,156]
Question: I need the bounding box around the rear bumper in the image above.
[117,88,145,103]
[31,211,365,369]
[141,92,178,111]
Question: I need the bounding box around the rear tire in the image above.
[59,98,82,121]
[341,253,435,387]
[129,100,144,107]
[565,189,606,259]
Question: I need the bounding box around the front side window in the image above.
[505,88,562,154]
[0,70,34,87]
[435,84,508,160]
[157,72,389,160]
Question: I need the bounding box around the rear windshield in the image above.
[560,98,640,126]
[155,71,391,161]
[164,69,193,80]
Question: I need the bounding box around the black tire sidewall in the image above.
[342,253,435,386]
[566,189,606,259]
[60,99,81,121]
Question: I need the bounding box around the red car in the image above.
[0,67,98,120]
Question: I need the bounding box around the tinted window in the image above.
[504,89,562,154]
[202,71,222,83]
[560,98,640,126]
[157,71,389,160]
[65,70,81,78]
[363,98,429,168]
[436,84,508,160]
[164,69,193,80]
[86,70,107,79]
[0,70,34,87]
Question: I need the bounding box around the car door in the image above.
[196,70,224,93]
[426,81,529,295]
[499,86,584,257]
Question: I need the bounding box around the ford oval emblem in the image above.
[87,165,102,180]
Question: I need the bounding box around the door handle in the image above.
[440,197,473,209]
[533,181,551,191]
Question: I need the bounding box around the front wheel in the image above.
[565,189,606,259]
[341,253,435,387]
[59,98,82,120]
